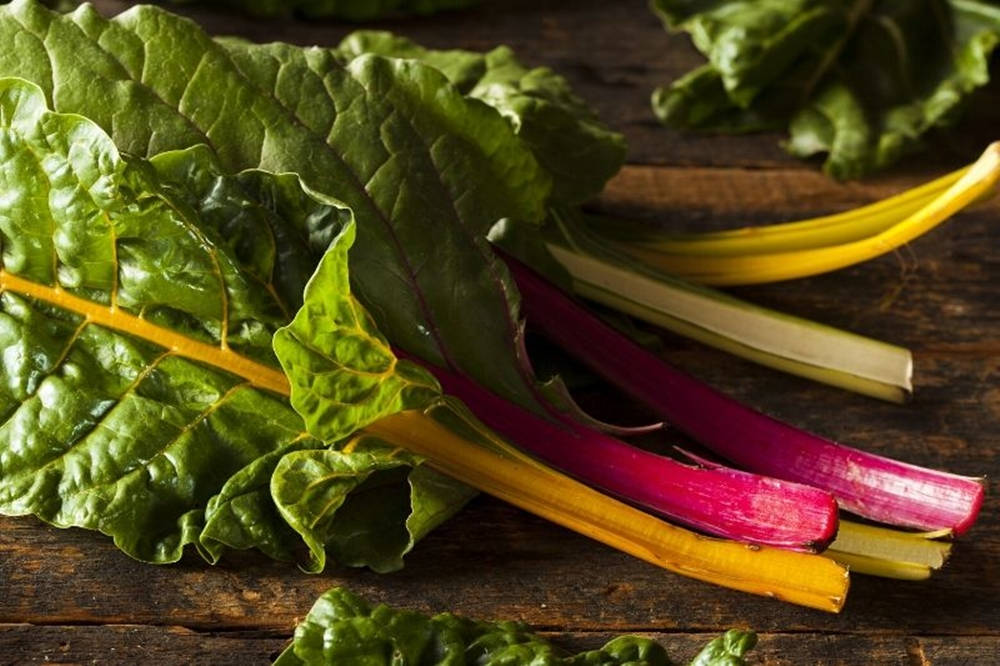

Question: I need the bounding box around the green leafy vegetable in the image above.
[271,218,469,572]
[652,0,1000,178]
[0,0,592,424]
[173,0,478,21]
[0,76,472,571]
[274,587,758,665]
[337,31,627,205]
[689,630,757,666]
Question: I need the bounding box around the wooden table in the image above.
[2,1,998,663]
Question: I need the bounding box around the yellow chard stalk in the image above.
[826,521,952,581]
[610,143,1000,285]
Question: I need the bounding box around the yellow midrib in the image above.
[0,270,291,396]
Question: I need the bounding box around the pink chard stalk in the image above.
[506,256,984,536]
[414,358,839,552]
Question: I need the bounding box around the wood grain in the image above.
[0,1,997,664]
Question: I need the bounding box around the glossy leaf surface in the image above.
[274,587,759,665]
[0,0,558,419]
[337,30,627,205]
[652,0,1000,178]
[0,76,469,570]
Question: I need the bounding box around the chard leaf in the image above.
[653,0,1000,178]
[336,31,627,205]
[272,218,440,440]
[276,587,757,665]
[0,0,565,421]
[0,76,469,570]
[689,630,757,666]
[785,0,1000,178]
[270,441,473,573]
[269,206,474,572]
[653,0,864,108]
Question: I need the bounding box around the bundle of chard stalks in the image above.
[0,0,991,614]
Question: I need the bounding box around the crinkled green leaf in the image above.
[652,0,1000,178]
[0,76,469,571]
[271,440,474,573]
[273,218,440,441]
[785,0,1000,178]
[651,64,788,133]
[275,587,758,665]
[327,30,652,433]
[337,31,627,204]
[173,0,478,21]
[270,219,473,573]
[0,0,567,421]
[653,0,864,108]
[201,438,313,563]
[688,630,757,666]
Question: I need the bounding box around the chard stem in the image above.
[366,406,849,612]
[421,360,838,551]
[594,165,965,255]
[610,143,1000,285]
[826,521,952,581]
[539,223,912,402]
[509,258,984,535]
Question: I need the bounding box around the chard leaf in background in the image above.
[652,0,1000,178]
[0,0,580,424]
[274,587,757,666]
[174,0,478,21]
[0,76,471,571]
[336,31,627,205]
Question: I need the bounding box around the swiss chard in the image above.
[275,235,851,611]
[0,1,972,607]
[0,0,577,427]
[0,73,853,610]
[651,0,1000,179]
[274,587,757,666]
[0,76,472,571]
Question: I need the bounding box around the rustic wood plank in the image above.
[1,494,995,637]
[596,165,955,224]
[2,625,998,665]
[89,0,1000,172]
[0,624,287,666]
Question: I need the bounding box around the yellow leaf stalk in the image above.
[605,167,966,256]
[367,400,850,613]
[543,218,912,403]
[608,143,1000,285]
[825,521,952,581]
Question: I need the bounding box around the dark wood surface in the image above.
[2,1,998,664]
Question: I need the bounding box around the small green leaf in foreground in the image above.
[274,587,757,666]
